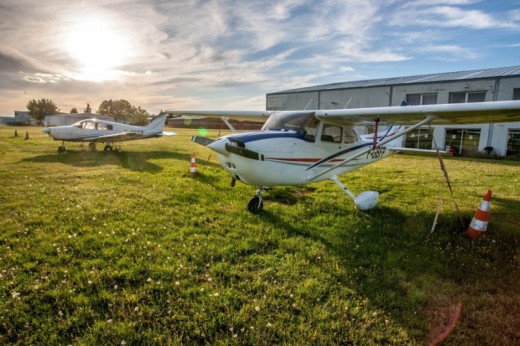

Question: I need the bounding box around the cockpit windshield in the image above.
[261,112,318,136]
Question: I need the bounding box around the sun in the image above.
[64,15,134,81]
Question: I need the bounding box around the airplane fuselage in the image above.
[42,114,175,152]
[43,120,154,142]
[208,130,394,187]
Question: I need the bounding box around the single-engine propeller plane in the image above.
[165,101,520,213]
[42,113,176,152]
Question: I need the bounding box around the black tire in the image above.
[104,145,113,152]
[247,196,263,214]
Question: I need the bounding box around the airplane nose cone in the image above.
[42,127,50,133]
[207,138,230,156]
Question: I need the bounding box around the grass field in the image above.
[1,126,519,345]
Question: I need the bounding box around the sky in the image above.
[0,0,519,116]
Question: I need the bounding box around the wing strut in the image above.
[372,116,380,150]
[431,128,465,231]
[306,115,438,182]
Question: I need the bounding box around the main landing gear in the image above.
[58,142,66,152]
[103,142,122,152]
[247,187,265,214]
[330,175,379,210]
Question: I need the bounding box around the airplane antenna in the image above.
[304,99,313,110]
[343,97,353,109]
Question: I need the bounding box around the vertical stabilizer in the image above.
[145,114,168,134]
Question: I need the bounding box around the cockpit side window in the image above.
[262,112,319,142]
[84,122,96,130]
[343,127,359,144]
[321,123,342,143]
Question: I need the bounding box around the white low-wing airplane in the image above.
[42,113,176,152]
[165,101,520,213]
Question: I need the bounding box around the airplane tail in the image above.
[145,114,168,133]
[143,113,177,137]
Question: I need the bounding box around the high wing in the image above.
[315,100,520,125]
[163,110,272,122]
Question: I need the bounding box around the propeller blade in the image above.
[191,136,215,146]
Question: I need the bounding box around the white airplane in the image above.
[166,101,520,213]
[42,113,176,152]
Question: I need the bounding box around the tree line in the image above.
[26,98,152,125]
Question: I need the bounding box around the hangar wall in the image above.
[266,67,520,157]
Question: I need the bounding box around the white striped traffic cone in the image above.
[189,152,197,175]
[466,190,491,239]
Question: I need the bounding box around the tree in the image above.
[84,103,92,113]
[70,107,78,113]
[26,98,59,125]
[98,99,150,124]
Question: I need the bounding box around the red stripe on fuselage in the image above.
[265,157,355,163]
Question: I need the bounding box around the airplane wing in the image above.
[83,132,142,142]
[315,100,520,125]
[84,130,178,142]
[163,110,272,122]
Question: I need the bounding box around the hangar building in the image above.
[266,66,520,157]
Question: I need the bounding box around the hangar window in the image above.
[507,130,520,157]
[406,93,437,105]
[404,128,432,149]
[513,88,520,100]
[449,91,486,103]
[445,129,481,156]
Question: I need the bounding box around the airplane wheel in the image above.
[58,145,65,152]
[104,145,113,152]
[247,196,263,214]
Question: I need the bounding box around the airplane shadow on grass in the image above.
[21,150,222,173]
[256,188,519,342]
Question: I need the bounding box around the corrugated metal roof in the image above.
[270,65,520,94]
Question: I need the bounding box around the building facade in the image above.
[266,66,520,157]
[0,111,33,125]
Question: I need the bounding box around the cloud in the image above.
[416,44,479,61]
[0,0,519,115]
[393,3,520,30]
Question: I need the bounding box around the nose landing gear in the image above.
[247,187,265,214]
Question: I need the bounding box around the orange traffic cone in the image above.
[466,190,491,238]
[189,152,197,175]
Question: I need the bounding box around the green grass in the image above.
[1,126,519,345]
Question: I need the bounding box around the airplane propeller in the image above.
[224,143,264,161]
[193,136,265,161]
